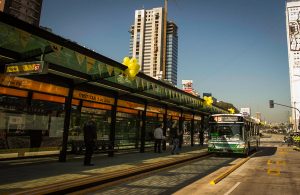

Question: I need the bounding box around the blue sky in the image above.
[40,0,290,123]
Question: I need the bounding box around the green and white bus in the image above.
[207,114,260,155]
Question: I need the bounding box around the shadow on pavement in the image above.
[253,146,277,157]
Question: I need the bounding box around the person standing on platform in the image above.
[83,115,97,166]
[154,124,164,153]
[199,129,204,146]
[170,121,180,155]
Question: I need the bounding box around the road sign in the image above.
[4,61,48,76]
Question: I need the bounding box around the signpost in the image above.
[269,100,300,131]
[4,61,48,76]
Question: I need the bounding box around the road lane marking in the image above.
[276,160,286,166]
[267,168,280,176]
[267,159,274,165]
[224,182,241,195]
[278,152,286,156]
[209,151,261,185]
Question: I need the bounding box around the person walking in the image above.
[153,124,164,153]
[83,115,97,166]
[199,129,204,146]
[287,135,293,147]
[170,121,181,155]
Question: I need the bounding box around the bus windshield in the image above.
[209,124,243,141]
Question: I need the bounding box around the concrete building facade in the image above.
[0,0,43,26]
[129,7,178,85]
[286,0,300,131]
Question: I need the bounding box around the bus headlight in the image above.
[236,143,245,148]
[208,143,215,148]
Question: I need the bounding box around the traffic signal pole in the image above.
[269,100,300,131]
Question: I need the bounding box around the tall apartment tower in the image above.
[286,0,300,131]
[129,7,178,85]
[0,0,43,26]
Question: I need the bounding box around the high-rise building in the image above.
[166,21,178,85]
[129,7,178,85]
[286,0,300,131]
[0,0,43,26]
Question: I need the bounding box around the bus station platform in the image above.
[0,146,208,195]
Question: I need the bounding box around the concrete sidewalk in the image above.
[0,146,207,194]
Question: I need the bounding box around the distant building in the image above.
[203,93,212,97]
[256,112,261,121]
[0,0,43,26]
[240,108,251,116]
[182,80,199,96]
[129,7,178,85]
[182,80,193,93]
[286,0,300,130]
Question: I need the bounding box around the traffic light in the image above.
[269,100,274,108]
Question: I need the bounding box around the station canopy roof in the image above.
[0,12,228,115]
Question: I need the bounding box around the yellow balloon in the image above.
[130,57,137,65]
[129,69,136,77]
[122,56,140,79]
[122,57,130,66]
[134,64,140,72]
[203,96,213,106]
[128,62,135,70]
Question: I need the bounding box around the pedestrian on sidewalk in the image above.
[287,135,293,147]
[154,124,164,153]
[83,115,97,166]
[199,129,204,146]
[170,121,181,155]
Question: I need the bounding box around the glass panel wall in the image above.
[68,102,111,141]
[166,109,181,147]
[193,115,202,145]
[182,113,193,146]
[183,120,192,146]
[145,112,162,148]
[0,92,65,158]
[116,107,141,149]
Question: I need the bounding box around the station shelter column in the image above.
[59,81,74,162]
[162,105,168,151]
[179,109,184,149]
[108,93,118,157]
[140,101,147,153]
[191,113,195,147]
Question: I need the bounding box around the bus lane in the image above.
[175,144,300,195]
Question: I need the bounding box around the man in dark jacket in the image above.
[170,121,181,155]
[199,129,204,146]
[83,116,97,166]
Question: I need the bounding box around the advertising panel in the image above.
[240,107,251,116]
[182,80,193,91]
[286,1,300,130]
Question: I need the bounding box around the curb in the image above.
[293,146,300,151]
[209,152,258,185]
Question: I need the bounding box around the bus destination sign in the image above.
[213,116,239,122]
[5,61,48,76]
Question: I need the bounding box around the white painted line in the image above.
[224,182,241,195]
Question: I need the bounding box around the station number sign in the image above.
[5,61,48,76]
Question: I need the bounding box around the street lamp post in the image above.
[269,100,300,132]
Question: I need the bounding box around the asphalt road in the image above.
[176,141,300,195]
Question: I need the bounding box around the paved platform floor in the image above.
[0,145,207,194]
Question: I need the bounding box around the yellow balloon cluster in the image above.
[203,96,213,106]
[122,56,140,79]
[228,108,235,114]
